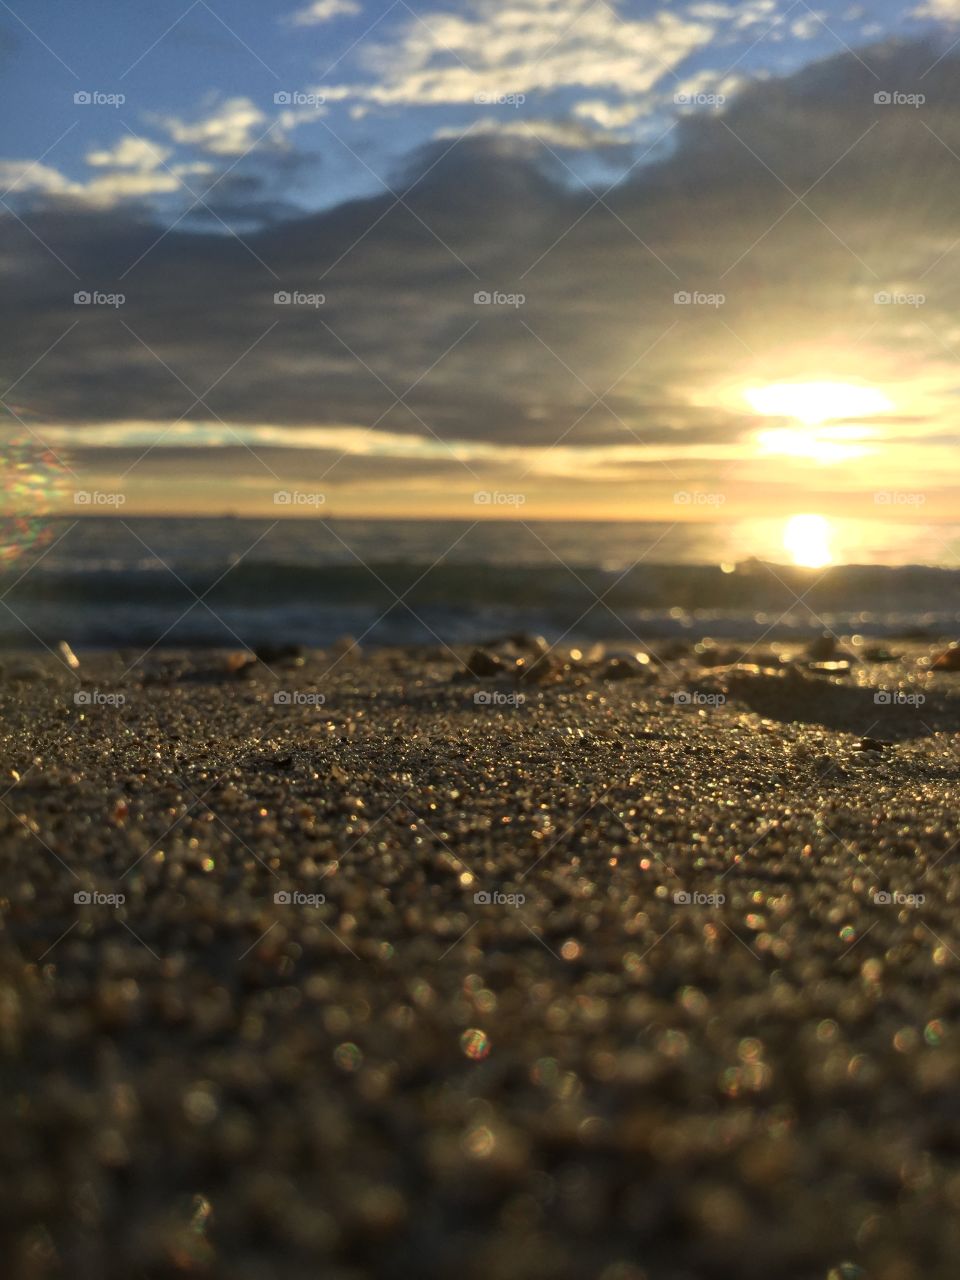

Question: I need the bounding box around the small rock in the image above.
[224,651,257,677]
[602,656,645,681]
[862,647,900,663]
[932,643,960,671]
[505,632,549,656]
[465,649,504,678]
[254,643,304,664]
[806,632,838,661]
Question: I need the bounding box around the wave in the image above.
[2,557,958,649]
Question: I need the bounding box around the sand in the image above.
[2,637,960,1279]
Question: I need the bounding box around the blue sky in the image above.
[2,0,951,217]
[3,0,960,524]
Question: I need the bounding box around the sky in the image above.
[2,0,960,531]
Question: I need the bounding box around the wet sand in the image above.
[2,637,960,1279]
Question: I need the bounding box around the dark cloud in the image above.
[3,37,960,462]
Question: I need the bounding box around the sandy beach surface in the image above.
[3,636,960,1279]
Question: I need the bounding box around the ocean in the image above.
[1,516,959,651]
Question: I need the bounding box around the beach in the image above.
[2,636,960,1279]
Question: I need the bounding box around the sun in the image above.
[783,513,832,568]
[744,381,892,425]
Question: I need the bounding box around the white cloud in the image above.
[434,115,627,148]
[156,97,268,155]
[914,0,960,18]
[287,0,360,24]
[0,159,78,197]
[791,12,826,39]
[316,0,714,107]
[573,99,644,129]
[86,136,171,169]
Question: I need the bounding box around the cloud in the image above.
[0,160,78,198]
[86,137,172,169]
[572,100,645,129]
[433,115,632,149]
[154,97,269,156]
[4,38,960,514]
[287,0,360,25]
[913,0,960,19]
[316,0,715,106]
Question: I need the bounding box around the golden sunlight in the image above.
[744,381,893,425]
[783,513,833,568]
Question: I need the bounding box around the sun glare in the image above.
[783,513,832,568]
[744,380,892,426]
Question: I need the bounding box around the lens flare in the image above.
[0,425,68,565]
